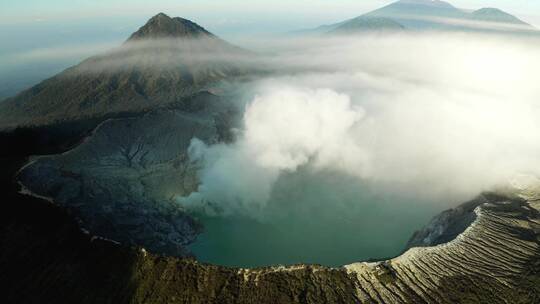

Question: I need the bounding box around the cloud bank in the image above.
[176,32,540,218]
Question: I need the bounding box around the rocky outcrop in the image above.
[343,196,539,303]
[2,178,538,303]
[16,94,236,256]
[405,194,488,248]
[102,189,540,303]
[127,13,215,41]
[154,192,538,304]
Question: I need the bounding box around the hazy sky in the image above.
[2,1,540,32]
[1,0,539,99]
[1,1,539,51]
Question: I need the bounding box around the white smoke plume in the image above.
[178,32,540,218]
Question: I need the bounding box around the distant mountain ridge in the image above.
[328,17,405,35]
[307,0,535,34]
[394,0,456,9]
[366,0,467,30]
[0,13,247,130]
[470,8,529,25]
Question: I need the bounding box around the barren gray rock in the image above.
[17,102,234,256]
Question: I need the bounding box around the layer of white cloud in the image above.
[178,32,540,218]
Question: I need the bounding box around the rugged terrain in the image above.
[0,13,249,130]
[2,148,539,303]
[16,92,237,256]
[2,117,539,303]
[1,4,540,303]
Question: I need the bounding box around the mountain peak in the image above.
[395,0,455,9]
[154,12,170,19]
[127,13,214,41]
[471,8,529,25]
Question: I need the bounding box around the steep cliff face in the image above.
[132,194,537,304]
[3,168,539,303]
[343,196,539,303]
[405,195,486,248]
[15,92,237,257]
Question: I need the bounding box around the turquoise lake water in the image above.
[188,171,448,268]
